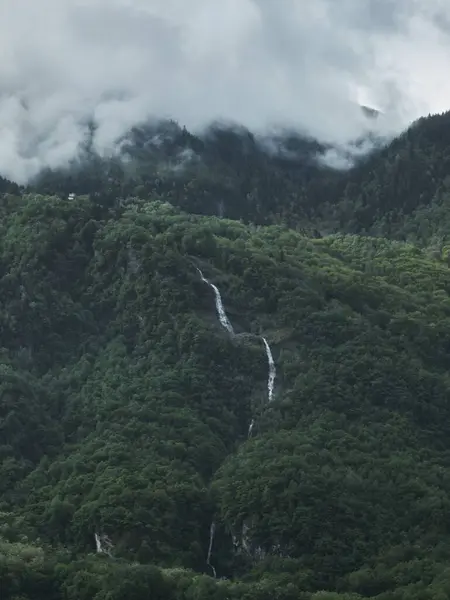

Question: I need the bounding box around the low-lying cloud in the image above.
[0,0,449,183]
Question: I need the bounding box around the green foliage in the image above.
[4,116,450,597]
[23,112,450,248]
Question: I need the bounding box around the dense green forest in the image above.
[3,112,450,599]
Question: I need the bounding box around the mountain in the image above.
[3,113,450,599]
[20,110,450,247]
[360,104,381,119]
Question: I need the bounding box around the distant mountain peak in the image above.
[360,104,381,119]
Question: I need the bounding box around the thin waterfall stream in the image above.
[206,522,217,578]
[197,268,234,334]
[94,532,112,556]
[197,267,278,569]
[262,337,276,403]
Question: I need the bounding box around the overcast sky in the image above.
[0,0,449,183]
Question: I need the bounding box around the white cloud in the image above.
[0,0,449,183]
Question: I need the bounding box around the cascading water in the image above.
[94,532,113,556]
[206,521,217,578]
[262,337,276,402]
[242,522,251,554]
[197,267,279,564]
[197,268,234,334]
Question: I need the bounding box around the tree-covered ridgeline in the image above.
[3,112,450,598]
[3,110,449,249]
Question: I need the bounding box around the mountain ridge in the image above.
[5,110,445,246]
[2,112,450,599]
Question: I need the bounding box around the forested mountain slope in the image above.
[2,179,450,599]
[0,109,446,250]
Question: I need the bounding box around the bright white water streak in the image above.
[206,521,217,578]
[262,337,276,402]
[197,268,234,334]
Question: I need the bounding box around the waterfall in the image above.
[195,267,280,561]
[262,337,276,402]
[197,268,234,334]
[94,532,113,556]
[195,266,280,562]
[242,522,251,554]
[197,268,276,407]
[206,521,217,578]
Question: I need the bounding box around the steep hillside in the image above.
[317,111,450,244]
[2,189,450,599]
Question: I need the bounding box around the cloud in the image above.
[0,0,449,183]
